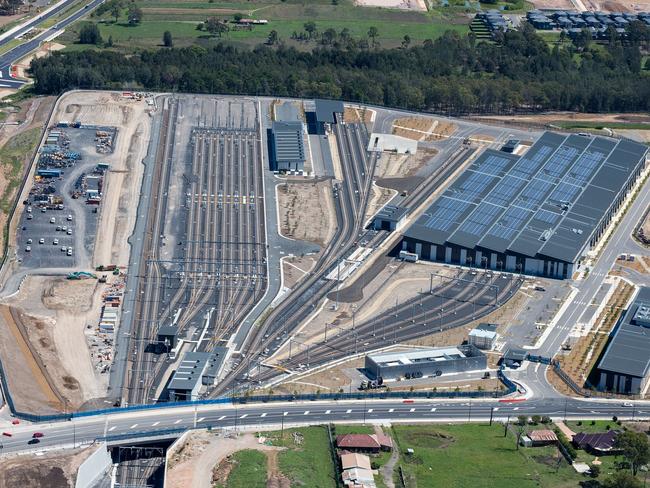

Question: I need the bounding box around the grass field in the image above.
[68,0,469,50]
[392,424,581,488]
[215,449,267,488]
[0,127,41,214]
[565,420,621,434]
[552,120,650,130]
[268,426,337,488]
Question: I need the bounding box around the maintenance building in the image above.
[468,323,498,350]
[401,132,648,279]
[167,351,213,401]
[307,99,344,135]
[364,345,486,381]
[373,205,408,232]
[596,286,650,394]
[270,121,306,172]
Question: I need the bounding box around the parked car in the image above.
[2,432,12,437]
[49,217,56,224]
[27,438,40,445]
[66,229,72,235]
[39,238,44,244]
[32,432,44,438]
[25,246,31,252]
[67,215,72,221]
[53,238,59,245]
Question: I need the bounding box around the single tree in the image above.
[163,30,173,47]
[603,471,642,488]
[615,430,650,476]
[401,34,411,49]
[106,35,113,47]
[205,17,228,37]
[267,29,278,45]
[233,12,243,22]
[78,23,102,44]
[127,3,143,25]
[367,26,378,47]
[322,28,336,45]
[304,21,316,39]
[110,2,121,23]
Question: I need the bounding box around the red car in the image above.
[11,419,19,425]
[32,432,44,438]
[2,432,12,437]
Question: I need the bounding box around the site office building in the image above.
[401,132,649,278]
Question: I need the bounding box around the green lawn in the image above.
[392,424,581,488]
[267,426,337,488]
[552,120,650,130]
[215,449,267,488]
[565,420,620,434]
[333,424,376,435]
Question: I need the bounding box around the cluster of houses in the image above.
[526,10,650,39]
[335,433,393,488]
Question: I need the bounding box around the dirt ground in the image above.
[375,148,438,179]
[343,106,374,126]
[51,91,153,268]
[14,42,65,80]
[0,96,56,252]
[0,446,93,488]
[276,178,336,247]
[0,275,107,410]
[167,431,285,488]
[392,117,457,142]
[282,254,319,290]
[355,0,427,10]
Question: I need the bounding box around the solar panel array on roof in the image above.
[404,132,648,265]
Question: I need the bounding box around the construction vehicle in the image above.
[67,271,97,280]
[98,275,108,283]
[561,342,572,351]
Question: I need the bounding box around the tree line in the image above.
[30,24,650,114]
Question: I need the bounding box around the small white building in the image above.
[468,323,498,350]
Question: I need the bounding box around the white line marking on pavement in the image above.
[493,408,499,412]
[430,408,436,412]
[513,407,519,411]
[198,417,205,422]
[368,409,373,413]
[152,422,160,426]
[410,408,415,412]
[109,426,116,432]
[389,408,394,413]
[174,419,182,424]
[283,412,288,416]
[218,416,226,421]
[304,411,310,415]
[261,413,267,418]
[240,414,248,419]
[325,410,331,414]
[346,409,352,414]
[130,424,138,429]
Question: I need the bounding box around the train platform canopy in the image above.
[403,132,648,269]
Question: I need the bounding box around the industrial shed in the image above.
[307,99,344,134]
[373,205,408,231]
[401,132,648,278]
[365,345,486,381]
[270,121,306,172]
[597,286,650,394]
[167,351,213,401]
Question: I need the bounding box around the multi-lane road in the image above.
[2,397,649,456]
[0,0,105,87]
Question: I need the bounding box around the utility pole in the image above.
[324,323,328,343]
[429,273,433,294]
[289,340,292,361]
[504,415,510,437]
[468,400,472,422]
[489,406,494,426]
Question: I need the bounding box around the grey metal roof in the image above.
[598,287,650,378]
[275,102,301,122]
[272,121,305,163]
[157,324,178,337]
[168,351,211,391]
[314,99,344,124]
[404,132,648,264]
[203,346,229,380]
[476,323,498,332]
[375,205,408,223]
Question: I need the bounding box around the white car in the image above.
[67,215,72,221]
[62,226,67,232]
[49,217,56,224]
[66,249,72,256]
[25,246,31,252]
[61,246,67,252]
[622,402,634,407]
[27,214,33,220]
[39,238,44,244]
[27,238,32,244]
[53,238,59,245]
[66,229,72,235]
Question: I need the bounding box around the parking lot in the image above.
[16,125,116,269]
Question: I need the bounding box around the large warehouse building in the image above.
[364,345,486,381]
[597,286,650,395]
[402,132,648,278]
[270,120,306,172]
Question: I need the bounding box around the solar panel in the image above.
[458,203,503,236]
[541,146,579,178]
[565,151,605,186]
[510,145,553,179]
[549,181,581,206]
[484,175,527,207]
[488,207,531,240]
[447,171,497,204]
[423,197,471,232]
[534,209,561,225]
[475,154,512,176]
[514,178,553,210]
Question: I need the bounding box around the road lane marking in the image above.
[513,407,519,411]
[409,408,415,412]
[130,424,138,429]
[152,422,160,426]
[108,426,116,432]
[260,413,267,418]
[240,414,248,419]
[218,416,226,421]
[174,419,182,424]
[325,410,331,414]
[368,409,373,413]
[198,417,205,422]
[283,412,288,416]
[304,411,310,415]
[430,408,436,412]
[389,408,394,413]
[493,408,499,412]
[346,409,352,414]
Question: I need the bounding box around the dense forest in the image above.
[30,24,650,114]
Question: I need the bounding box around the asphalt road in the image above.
[0,0,105,87]
[2,397,648,456]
